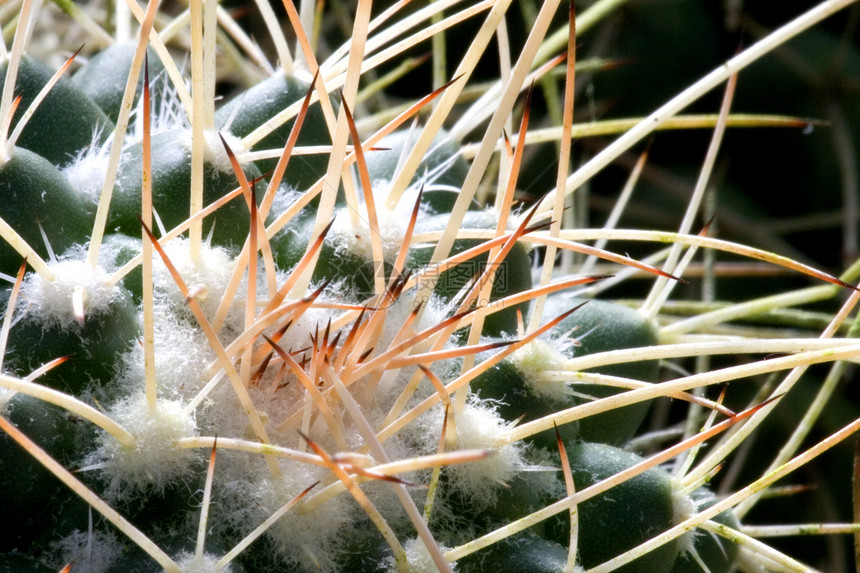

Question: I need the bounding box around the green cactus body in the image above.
[0,2,855,572]
[0,146,94,275]
[4,268,140,396]
[267,135,478,299]
[542,296,660,446]
[214,71,331,190]
[455,529,568,572]
[99,233,144,301]
[109,129,261,249]
[408,209,533,338]
[469,349,581,448]
[0,393,95,553]
[547,441,680,572]
[269,205,390,301]
[71,42,166,124]
[364,128,481,215]
[366,129,469,192]
[0,55,113,166]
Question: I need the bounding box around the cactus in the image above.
[2,0,860,571]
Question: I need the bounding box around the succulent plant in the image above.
[2,0,860,572]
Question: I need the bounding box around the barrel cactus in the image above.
[1,0,860,571]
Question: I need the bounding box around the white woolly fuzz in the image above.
[220,464,359,573]
[269,182,303,218]
[328,209,397,265]
[21,259,122,329]
[174,552,234,573]
[674,485,712,561]
[0,388,12,409]
[116,313,213,402]
[509,338,570,402]
[151,238,244,325]
[443,400,525,506]
[385,537,455,573]
[90,393,198,498]
[62,128,112,205]
[328,181,427,264]
[178,128,248,174]
[44,529,122,573]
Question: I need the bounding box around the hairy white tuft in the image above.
[441,400,525,506]
[62,127,112,205]
[116,313,213,402]
[20,258,123,329]
[213,459,360,573]
[269,182,303,218]
[44,529,122,573]
[384,537,456,573]
[89,393,199,499]
[174,552,234,573]
[509,338,570,402]
[151,238,244,326]
[673,481,703,560]
[328,180,428,265]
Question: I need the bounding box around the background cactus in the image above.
[1,0,860,572]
